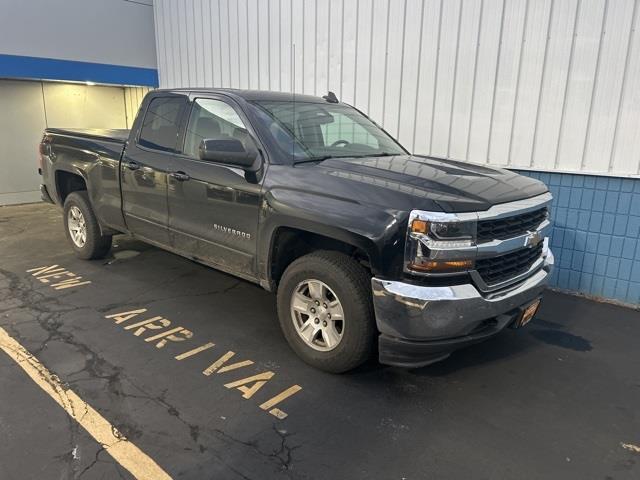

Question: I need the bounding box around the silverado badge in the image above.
[213,223,251,240]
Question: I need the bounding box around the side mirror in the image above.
[198,138,259,171]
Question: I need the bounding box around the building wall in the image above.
[153,0,640,178]
[0,80,46,205]
[124,87,154,128]
[152,0,640,305]
[152,0,639,305]
[517,171,640,305]
[0,0,156,204]
[0,0,157,86]
[0,80,150,205]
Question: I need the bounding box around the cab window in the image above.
[183,98,252,158]
[138,96,187,152]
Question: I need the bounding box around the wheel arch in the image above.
[54,168,89,204]
[265,224,379,291]
[257,189,406,291]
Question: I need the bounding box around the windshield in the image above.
[249,101,406,162]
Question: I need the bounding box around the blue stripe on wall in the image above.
[0,54,158,87]
[514,170,640,306]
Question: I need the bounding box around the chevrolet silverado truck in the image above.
[38,88,554,373]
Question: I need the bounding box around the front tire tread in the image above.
[276,250,376,373]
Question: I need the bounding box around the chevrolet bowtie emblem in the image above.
[524,230,542,248]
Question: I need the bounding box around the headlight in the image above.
[429,221,475,240]
[405,216,477,274]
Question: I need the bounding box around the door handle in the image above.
[125,160,140,171]
[169,171,190,181]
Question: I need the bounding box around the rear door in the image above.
[121,94,188,246]
[167,95,263,279]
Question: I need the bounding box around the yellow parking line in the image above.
[621,442,640,453]
[0,327,172,480]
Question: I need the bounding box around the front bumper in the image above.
[371,249,554,368]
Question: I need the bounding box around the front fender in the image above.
[257,187,408,281]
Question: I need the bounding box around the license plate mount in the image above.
[516,299,541,328]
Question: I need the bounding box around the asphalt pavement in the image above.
[1,202,638,479]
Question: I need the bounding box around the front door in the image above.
[167,96,262,278]
[121,94,188,246]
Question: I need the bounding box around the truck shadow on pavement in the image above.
[408,331,538,377]
[408,313,592,377]
[527,318,593,352]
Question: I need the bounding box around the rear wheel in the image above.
[63,191,112,259]
[277,251,376,373]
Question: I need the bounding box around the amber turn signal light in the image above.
[410,219,429,234]
[408,259,474,273]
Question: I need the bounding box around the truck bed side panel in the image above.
[45,128,130,143]
[44,130,128,232]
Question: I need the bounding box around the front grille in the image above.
[476,243,543,286]
[477,207,547,243]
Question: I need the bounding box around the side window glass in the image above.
[138,97,187,152]
[183,98,251,158]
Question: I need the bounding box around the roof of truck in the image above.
[156,88,335,104]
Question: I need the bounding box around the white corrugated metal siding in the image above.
[153,0,640,177]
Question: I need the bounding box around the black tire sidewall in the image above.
[277,252,375,373]
[63,191,111,260]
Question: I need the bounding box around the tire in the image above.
[63,191,112,260]
[276,250,376,373]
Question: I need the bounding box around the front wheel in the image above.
[276,251,376,373]
[63,191,112,260]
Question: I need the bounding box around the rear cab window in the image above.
[138,96,188,152]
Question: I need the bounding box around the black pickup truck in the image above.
[39,89,554,373]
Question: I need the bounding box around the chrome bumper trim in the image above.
[371,248,554,341]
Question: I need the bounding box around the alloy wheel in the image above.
[67,206,87,248]
[290,279,345,352]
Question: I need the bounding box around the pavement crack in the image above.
[270,424,300,471]
[212,424,301,473]
[1,267,301,478]
[76,444,106,479]
[104,385,211,454]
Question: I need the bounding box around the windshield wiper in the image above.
[293,152,399,165]
[293,155,335,165]
[351,152,399,158]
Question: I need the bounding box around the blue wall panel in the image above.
[515,170,640,305]
[0,54,158,87]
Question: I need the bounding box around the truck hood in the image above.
[310,154,548,213]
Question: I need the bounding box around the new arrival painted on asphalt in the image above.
[1,203,639,479]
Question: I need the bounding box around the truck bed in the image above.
[45,128,129,144]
